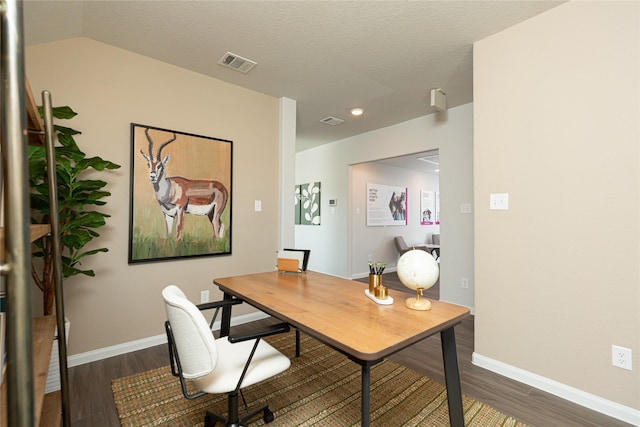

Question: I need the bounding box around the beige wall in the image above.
[26,38,280,355]
[474,0,639,413]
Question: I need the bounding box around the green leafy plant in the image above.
[28,106,120,315]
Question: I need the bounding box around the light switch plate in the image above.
[460,203,472,214]
[489,193,509,210]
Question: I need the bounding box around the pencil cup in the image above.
[368,274,381,293]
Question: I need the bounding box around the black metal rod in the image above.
[220,292,232,337]
[43,90,71,427]
[361,363,371,426]
[441,327,465,427]
[1,1,35,426]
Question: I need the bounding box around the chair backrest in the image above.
[162,285,218,380]
[282,248,311,271]
[394,236,408,252]
[432,234,440,245]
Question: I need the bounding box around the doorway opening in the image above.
[348,150,440,291]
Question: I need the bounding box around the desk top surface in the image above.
[214,271,469,361]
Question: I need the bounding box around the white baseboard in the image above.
[472,352,640,426]
[68,311,271,368]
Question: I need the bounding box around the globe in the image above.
[397,249,439,310]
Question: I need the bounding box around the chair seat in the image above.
[193,337,291,394]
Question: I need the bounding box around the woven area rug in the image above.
[112,332,526,426]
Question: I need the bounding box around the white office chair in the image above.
[162,285,291,427]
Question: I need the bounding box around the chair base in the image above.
[204,405,275,427]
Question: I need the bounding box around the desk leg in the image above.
[361,363,371,427]
[441,327,464,427]
[220,292,233,337]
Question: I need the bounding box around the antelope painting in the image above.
[140,128,229,241]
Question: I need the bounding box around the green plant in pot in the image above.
[28,106,120,315]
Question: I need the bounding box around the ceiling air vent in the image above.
[218,52,257,73]
[416,155,439,165]
[320,116,344,126]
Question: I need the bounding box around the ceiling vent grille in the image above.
[416,155,439,165]
[320,116,344,126]
[218,52,257,73]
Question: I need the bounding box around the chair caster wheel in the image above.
[263,408,275,424]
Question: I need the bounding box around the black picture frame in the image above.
[128,123,232,263]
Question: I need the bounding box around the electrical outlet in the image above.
[612,345,632,371]
[461,278,469,289]
[200,290,209,304]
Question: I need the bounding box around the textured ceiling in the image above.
[24,1,564,152]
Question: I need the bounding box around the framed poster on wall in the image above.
[295,182,321,225]
[420,190,435,225]
[366,182,407,226]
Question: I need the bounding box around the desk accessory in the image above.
[367,261,390,303]
[397,249,439,311]
[364,289,394,305]
[277,258,300,273]
[368,273,381,293]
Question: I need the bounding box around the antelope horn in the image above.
[157,133,177,159]
[144,128,155,159]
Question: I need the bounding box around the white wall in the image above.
[26,38,282,355]
[350,162,439,277]
[296,104,474,309]
[473,1,639,422]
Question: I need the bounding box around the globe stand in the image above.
[405,288,431,311]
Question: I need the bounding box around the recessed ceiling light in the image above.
[350,108,364,116]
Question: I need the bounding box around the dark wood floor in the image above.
[67,273,631,426]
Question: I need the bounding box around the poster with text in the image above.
[420,190,435,225]
[435,191,440,224]
[367,183,407,226]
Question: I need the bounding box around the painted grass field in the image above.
[130,205,231,262]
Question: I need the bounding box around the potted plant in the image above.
[28,105,120,316]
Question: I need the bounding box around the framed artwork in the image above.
[420,190,435,225]
[366,183,407,226]
[128,123,232,263]
[295,182,321,225]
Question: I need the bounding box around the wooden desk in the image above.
[214,271,470,427]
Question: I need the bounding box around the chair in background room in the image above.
[427,234,440,263]
[162,285,291,427]
[394,236,429,255]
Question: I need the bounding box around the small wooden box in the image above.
[277,258,299,273]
